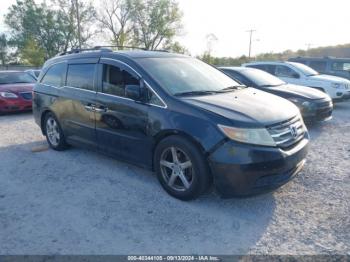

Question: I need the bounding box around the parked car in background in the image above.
[288,56,350,80]
[0,71,36,113]
[243,61,350,101]
[220,67,333,122]
[25,69,41,80]
[33,48,309,200]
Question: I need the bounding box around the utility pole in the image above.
[246,29,256,59]
[73,0,82,49]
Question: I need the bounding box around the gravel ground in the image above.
[0,104,349,255]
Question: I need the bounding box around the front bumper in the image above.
[333,91,350,102]
[301,101,333,122]
[208,137,309,197]
[0,98,32,112]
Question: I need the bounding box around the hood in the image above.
[0,83,34,94]
[309,74,350,84]
[268,83,330,100]
[182,88,300,127]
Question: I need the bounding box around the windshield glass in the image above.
[240,68,285,87]
[137,57,241,95]
[289,62,319,76]
[0,72,36,84]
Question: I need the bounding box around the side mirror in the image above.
[125,85,141,100]
[125,79,148,102]
[292,73,300,79]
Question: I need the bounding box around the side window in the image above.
[332,62,350,72]
[148,89,164,107]
[41,63,66,87]
[66,64,95,91]
[265,65,276,75]
[275,65,298,78]
[225,71,248,86]
[309,61,327,72]
[248,64,264,70]
[102,64,139,97]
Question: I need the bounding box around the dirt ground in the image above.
[0,103,349,255]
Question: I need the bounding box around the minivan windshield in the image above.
[0,72,36,84]
[137,57,242,95]
[239,68,286,87]
[289,62,319,76]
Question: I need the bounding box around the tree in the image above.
[0,34,8,65]
[163,40,189,54]
[128,0,183,50]
[5,0,68,58]
[5,0,97,63]
[53,0,97,49]
[20,37,46,66]
[97,0,134,48]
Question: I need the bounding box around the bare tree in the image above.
[97,0,134,48]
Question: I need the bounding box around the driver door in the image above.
[94,58,153,167]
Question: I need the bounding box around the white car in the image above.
[243,61,350,101]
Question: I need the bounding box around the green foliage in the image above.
[4,0,96,63]
[54,0,97,49]
[97,0,134,47]
[20,37,45,66]
[164,40,189,54]
[128,0,183,50]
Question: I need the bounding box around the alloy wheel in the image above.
[46,117,60,147]
[160,146,194,191]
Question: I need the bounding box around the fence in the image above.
[0,65,41,71]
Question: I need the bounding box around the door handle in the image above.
[94,105,108,113]
[84,105,94,112]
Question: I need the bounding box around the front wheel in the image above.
[44,112,68,151]
[154,136,211,201]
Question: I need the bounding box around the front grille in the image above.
[19,92,32,100]
[267,116,306,149]
[315,99,332,109]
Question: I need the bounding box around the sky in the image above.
[1,0,350,57]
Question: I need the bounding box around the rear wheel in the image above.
[154,136,211,200]
[44,112,68,151]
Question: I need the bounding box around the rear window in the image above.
[66,64,95,91]
[0,72,36,84]
[41,63,66,87]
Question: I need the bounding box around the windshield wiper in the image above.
[219,85,246,92]
[259,84,283,88]
[174,90,218,96]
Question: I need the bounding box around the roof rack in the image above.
[58,45,147,56]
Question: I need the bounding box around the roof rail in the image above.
[58,46,111,56]
[58,45,148,56]
[57,45,170,56]
[93,45,147,51]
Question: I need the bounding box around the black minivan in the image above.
[33,48,309,200]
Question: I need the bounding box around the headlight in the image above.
[331,83,345,89]
[288,97,313,110]
[218,125,276,147]
[0,92,18,98]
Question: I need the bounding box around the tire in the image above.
[43,112,68,151]
[154,135,211,201]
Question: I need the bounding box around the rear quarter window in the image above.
[41,63,66,87]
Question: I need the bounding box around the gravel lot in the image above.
[0,103,349,255]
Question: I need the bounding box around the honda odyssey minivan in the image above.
[33,48,309,200]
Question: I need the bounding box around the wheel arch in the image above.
[152,129,209,171]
